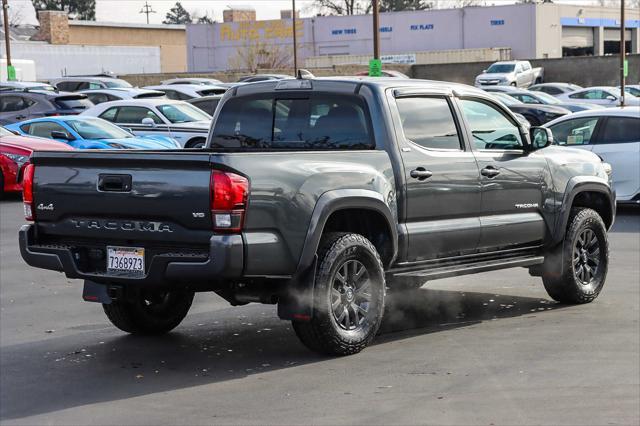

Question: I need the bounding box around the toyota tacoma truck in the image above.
[19,77,615,355]
[475,60,544,88]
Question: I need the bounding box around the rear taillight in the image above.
[22,163,35,221]
[210,170,248,233]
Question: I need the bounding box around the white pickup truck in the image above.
[475,60,544,88]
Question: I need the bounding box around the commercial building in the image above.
[1,11,187,80]
[186,2,640,72]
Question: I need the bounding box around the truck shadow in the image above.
[0,288,568,420]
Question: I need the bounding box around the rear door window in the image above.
[111,106,163,124]
[22,121,71,139]
[0,95,32,112]
[542,87,562,95]
[55,81,80,91]
[55,96,94,110]
[548,117,599,145]
[211,94,374,150]
[396,97,462,150]
[598,117,640,144]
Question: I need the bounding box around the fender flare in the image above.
[277,189,398,320]
[552,177,614,245]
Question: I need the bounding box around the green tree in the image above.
[380,0,432,12]
[163,2,191,24]
[31,0,96,20]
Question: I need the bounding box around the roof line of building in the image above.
[68,21,186,30]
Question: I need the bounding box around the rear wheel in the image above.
[542,208,608,304]
[186,138,206,149]
[292,233,386,356]
[103,290,194,335]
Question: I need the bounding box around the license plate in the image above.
[107,246,145,276]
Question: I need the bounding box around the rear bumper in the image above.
[18,224,243,286]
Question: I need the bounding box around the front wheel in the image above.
[542,208,609,304]
[292,233,386,356]
[103,290,194,335]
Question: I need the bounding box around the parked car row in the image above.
[3,74,638,204]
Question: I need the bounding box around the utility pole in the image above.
[2,0,13,80]
[372,0,380,60]
[139,1,156,25]
[620,0,626,106]
[292,0,298,74]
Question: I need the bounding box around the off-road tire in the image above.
[103,290,194,335]
[292,232,386,356]
[542,208,608,304]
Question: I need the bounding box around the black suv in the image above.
[0,90,94,125]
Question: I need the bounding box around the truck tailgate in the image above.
[30,150,214,246]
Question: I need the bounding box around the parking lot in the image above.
[1,194,638,425]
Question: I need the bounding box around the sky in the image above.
[6,0,619,26]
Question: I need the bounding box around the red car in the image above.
[1,126,72,194]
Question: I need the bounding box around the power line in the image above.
[139,1,157,24]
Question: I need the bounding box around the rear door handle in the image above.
[481,166,500,178]
[410,167,433,180]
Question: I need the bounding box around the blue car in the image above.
[5,116,180,149]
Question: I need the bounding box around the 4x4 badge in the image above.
[37,203,54,211]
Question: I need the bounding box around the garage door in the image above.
[562,27,594,48]
[604,28,632,41]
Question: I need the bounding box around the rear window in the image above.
[191,98,220,115]
[198,88,226,96]
[55,96,94,110]
[210,94,374,150]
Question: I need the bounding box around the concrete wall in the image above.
[304,47,511,68]
[1,41,162,80]
[411,54,640,87]
[68,22,186,73]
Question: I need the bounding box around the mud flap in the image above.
[82,280,112,304]
[277,255,317,321]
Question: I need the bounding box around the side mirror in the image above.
[141,117,156,127]
[605,95,616,101]
[482,69,487,73]
[529,127,553,150]
[50,131,73,141]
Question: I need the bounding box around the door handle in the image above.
[15,115,26,120]
[481,166,500,178]
[410,168,433,180]
[98,174,132,192]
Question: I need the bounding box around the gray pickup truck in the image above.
[19,77,615,355]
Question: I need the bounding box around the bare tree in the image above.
[313,0,368,15]
[1,1,24,26]
[229,40,293,72]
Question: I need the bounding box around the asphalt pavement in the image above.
[1,194,638,425]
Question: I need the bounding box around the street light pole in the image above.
[620,0,626,106]
[292,0,298,75]
[372,0,380,60]
[2,0,12,78]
